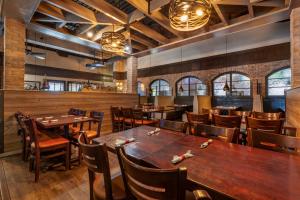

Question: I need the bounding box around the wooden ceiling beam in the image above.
[214,0,249,5]
[76,24,97,36]
[36,2,65,21]
[212,2,229,25]
[248,0,255,18]
[79,0,128,24]
[252,0,285,7]
[131,21,169,44]
[130,34,156,48]
[44,0,98,23]
[132,43,147,51]
[126,0,184,39]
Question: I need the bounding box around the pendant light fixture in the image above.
[86,50,105,69]
[101,25,126,53]
[223,36,230,93]
[169,0,212,31]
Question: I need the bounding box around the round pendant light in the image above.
[169,0,212,31]
[101,29,126,53]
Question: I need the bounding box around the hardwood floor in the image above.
[0,152,120,200]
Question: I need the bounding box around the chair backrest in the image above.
[68,108,87,116]
[252,111,282,120]
[248,129,300,154]
[214,114,242,128]
[159,120,187,133]
[26,118,41,151]
[116,146,187,200]
[78,133,113,200]
[186,112,209,124]
[194,124,238,143]
[88,111,104,137]
[121,107,134,119]
[202,108,220,123]
[132,108,144,120]
[111,106,122,120]
[246,117,283,134]
[229,110,252,117]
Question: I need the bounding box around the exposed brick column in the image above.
[3,17,25,90]
[113,59,127,92]
[126,56,137,94]
[291,7,300,88]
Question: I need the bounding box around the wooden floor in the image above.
[0,152,120,200]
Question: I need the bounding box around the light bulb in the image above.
[112,43,117,47]
[196,9,204,16]
[180,14,188,22]
[86,31,93,38]
[183,4,190,10]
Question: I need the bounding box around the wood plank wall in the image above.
[286,87,300,136]
[1,90,138,153]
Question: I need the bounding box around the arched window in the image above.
[137,81,146,96]
[213,72,251,96]
[176,76,207,96]
[150,79,171,96]
[267,67,291,96]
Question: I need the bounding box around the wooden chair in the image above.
[251,111,282,120]
[202,108,220,124]
[122,107,158,130]
[26,118,70,182]
[116,146,211,200]
[248,129,300,154]
[246,117,284,135]
[15,112,30,161]
[194,124,239,143]
[78,133,125,200]
[213,114,242,128]
[159,120,188,133]
[229,110,252,117]
[111,107,123,132]
[69,108,87,133]
[186,112,209,135]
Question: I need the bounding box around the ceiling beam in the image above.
[248,0,255,18]
[79,0,128,24]
[131,21,169,44]
[126,0,184,38]
[36,2,65,21]
[212,2,229,25]
[76,24,97,35]
[132,6,290,57]
[44,0,98,23]
[252,0,285,7]
[27,23,101,49]
[215,0,249,5]
[132,43,147,51]
[130,33,156,48]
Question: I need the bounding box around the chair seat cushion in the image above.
[72,130,98,140]
[93,174,126,200]
[123,118,133,123]
[113,117,124,122]
[69,125,80,133]
[31,134,69,149]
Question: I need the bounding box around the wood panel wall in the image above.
[1,90,138,153]
[286,87,300,136]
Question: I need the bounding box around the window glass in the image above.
[137,81,146,96]
[213,73,251,96]
[176,76,207,96]
[267,68,291,96]
[49,80,65,92]
[150,80,171,96]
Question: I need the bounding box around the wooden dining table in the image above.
[93,125,300,200]
[34,114,93,137]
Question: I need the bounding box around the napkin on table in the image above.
[115,138,135,146]
[171,150,194,164]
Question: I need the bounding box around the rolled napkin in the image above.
[45,116,53,120]
[115,138,135,146]
[36,117,43,121]
[147,128,161,136]
[41,120,49,124]
[171,150,194,164]
[50,119,58,123]
[200,139,213,149]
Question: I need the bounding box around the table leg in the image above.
[64,125,69,138]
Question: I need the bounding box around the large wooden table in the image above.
[93,126,300,200]
[34,114,92,137]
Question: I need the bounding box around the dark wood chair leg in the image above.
[29,156,34,172]
[35,154,40,182]
[78,145,82,165]
[88,170,95,200]
[66,144,70,170]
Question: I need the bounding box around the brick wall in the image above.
[138,60,290,97]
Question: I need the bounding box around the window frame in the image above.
[175,76,207,96]
[137,81,146,96]
[149,79,171,96]
[212,72,252,97]
[67,81,83,92]
[48,80,66,92]
[266,67,291,97]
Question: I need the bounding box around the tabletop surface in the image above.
[93,126,300,200]
[33,114,92,128]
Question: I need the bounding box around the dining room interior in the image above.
[0,0,300,199]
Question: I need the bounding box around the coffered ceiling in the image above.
[26,0,294,56]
